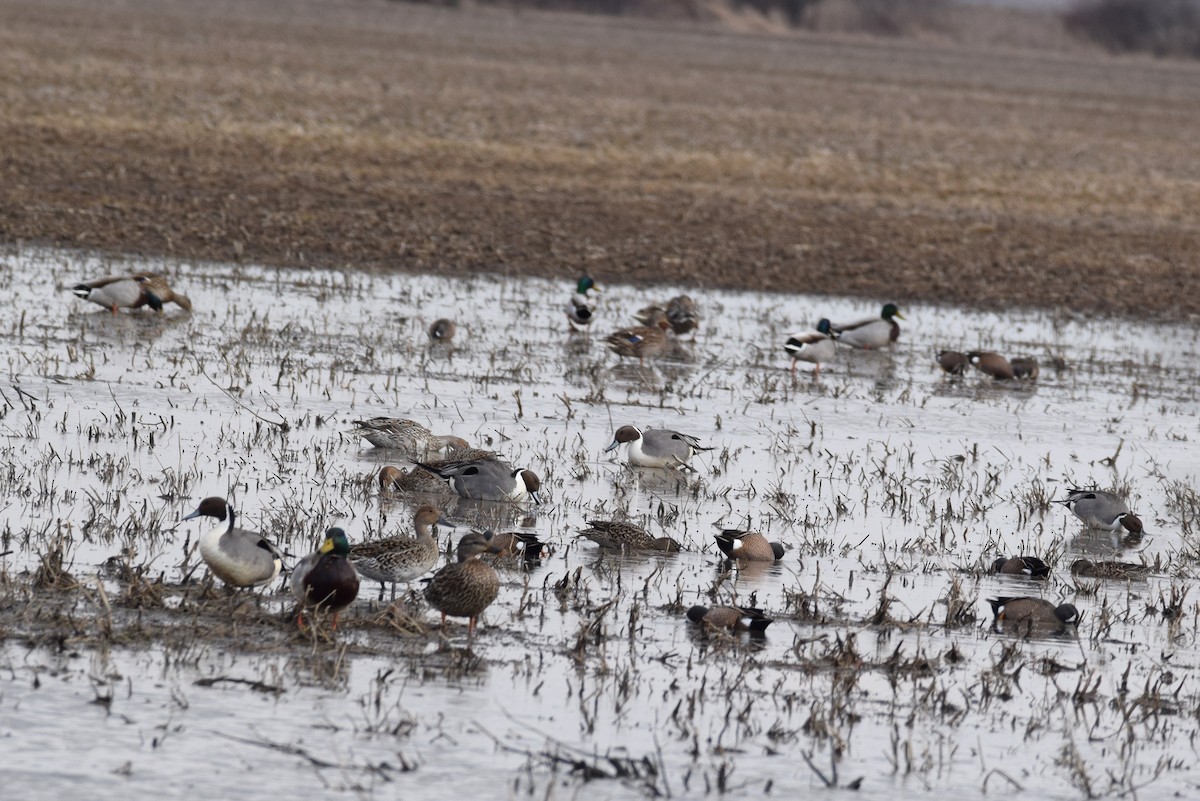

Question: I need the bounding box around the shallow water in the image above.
[2,245,1199,799]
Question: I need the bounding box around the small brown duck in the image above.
[991,556,1050,578]
[686,605,772,633]
[636,295,700,337]
[579,520,681,553]
[482,529,546,562]
[936,350,970,376]
[428,319,457,342]
[424,531,501,638]
[378,465,452,495]
[987,596,1079,637]
[714,529,784,562]
[968,351,1015,381]
[1011,357,1039,379]
[352,417,469,455]
[291,528,360,628]
[1070,559,1152,580]
[605,322,669,365]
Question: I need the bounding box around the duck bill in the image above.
[182,508,201,521]
[603,439,620,453]
[529,489,543,505]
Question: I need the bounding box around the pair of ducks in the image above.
[183,498,501,637]
[784,303,904,377]
[579,520,783,562]
[937,350,1039,380]
[987,488,1148,636]
[353,417,542,503]
[72,272,192,313]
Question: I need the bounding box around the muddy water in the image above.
[2,246,1199,800]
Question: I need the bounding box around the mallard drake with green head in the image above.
[291,528,360,628]
[830,303,903,349]
[72,272,192,314]
[784,319,836,377]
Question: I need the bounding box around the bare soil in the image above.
[1,0,1199,318]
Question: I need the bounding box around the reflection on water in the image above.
[1,245,1199,799]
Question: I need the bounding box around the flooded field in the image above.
[2,246,1200,800]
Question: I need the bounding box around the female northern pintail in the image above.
[686,605,772,633]
[351,417,469,456]
[605,425,712,470]
[417,457,542,504]
[830,303,903,349]
[1070,559,1152,580]
[635,295,700,337]
[1055,488,1144,536]
[567,276,600,331]
[579,520,681,553]
[784,319,836,377]
[378,465,453,495]
[428,319,457,342]
[350,504,449,601]
[72,272,192,313]
[714,529,784,562]
[967,351,1014,380]
[183,496,283,588]
[987,596,1079,637]
[424,531,501,638]
[291,527,360,628]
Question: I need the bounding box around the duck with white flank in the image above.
[830,303,903,349]
[183,496,283,588]
[605,425,712,470]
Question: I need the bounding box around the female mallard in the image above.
[784,319,836,377]
[714,529,784,562]
[291,528,360,628]
[605,323,668,365]
[831,303,903,350]
[350,504,448,601]
[636,295,700,337]
[604,425,712,470]
[182,496,283,588]
[579,520,681,553]
[424,531,501,638]
[72,272,192,314]
[351,417,469,456]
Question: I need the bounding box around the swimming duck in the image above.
[351,417,469,456]
[714,529,784,562]
[567,276,600,331]
[636,295,700,337]
[968,351,1015,380]
[1011,357,1040,379]
[1070,558,1152,580]
[424,531,501,638]
[579,520,682,553]
[991,556,1050,578]
[987,596,1079,637]
[936,350,970,376]
[784,319,837,377]
[291,528,360,628]
[1055,489,1144,537]
[605,323,669,365]
[417,457,542,504]
[378,465,452,496]
[428,319,457,342]
[830,303,903,349]
[482,529,546,562]
[350,504,448,601]
[604,425,712,470]
[686,605,773,633]
[182,496,283,588]
[72,272,192,314]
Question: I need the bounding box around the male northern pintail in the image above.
[991,556,1050,578]
[567,276,600,331]
[72,272,192,313]
[417,456,542,503]
[424,531,501,638]
[605,425,712,470]
[428,319,457,342]
[784,319,836,377]
[579,520,681,553]
[350,504,449,601]
[830,303,903,349]
[686,605,773,633]
[714,529,784,562]
[1055,488,1144,536]
[183,496,283,588]
[351,417,469,456]
[635,295,699,337]
[291,527,360,628]
[967,351,1014,380]
[987,596,1079,637]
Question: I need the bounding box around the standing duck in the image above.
[605,321,669,365]
[830,303,903,350]
[605,425,712,470]
[291,528,360,628]
[567,276,600,331]
[182,496,283,588]
[424,531,501,638]
[1055,488,1144,537]
[784,319,837,377]
[350,504,449,601]
[72,272,192,314]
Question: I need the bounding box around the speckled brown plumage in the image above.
[424,532,500,637]
[580,520,681,553]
